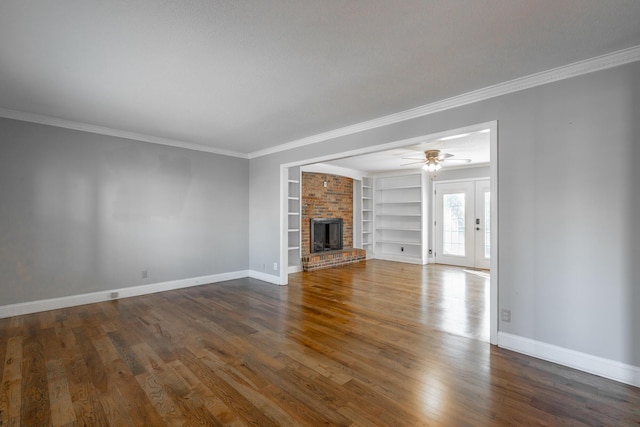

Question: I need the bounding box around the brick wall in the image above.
[301,173,353,254]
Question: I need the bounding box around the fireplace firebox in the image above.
[310,218,343,253]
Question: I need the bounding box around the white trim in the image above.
[249,270,283,285]
[287,265,303,274]
[498,332,640,389]
[300,163,367,181]
[369,169,427,180]
[0,108,248,159]
[280,165,289,286]
[432,175,491,185]
[249,45,640,159]
[489,122,498,345]
[374,254,424,265]
[0,270,249,319]
[433,163,491,174]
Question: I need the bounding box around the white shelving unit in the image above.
[361,176,374,256]
[287,167,302,272]
[374,172,427,264]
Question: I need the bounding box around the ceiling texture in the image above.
[1,1,640,157]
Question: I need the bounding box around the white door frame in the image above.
[474,179,491,270]
[279,121,499,345]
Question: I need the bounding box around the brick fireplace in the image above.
[301,172,365,270]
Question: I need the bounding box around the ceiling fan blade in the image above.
[400,161,426,166]
[441,158,472,164]
[400,156,426,160]
[437,153,454,159]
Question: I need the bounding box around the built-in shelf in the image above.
[376,213,422,217]
[377,184,422,190]
[374,172,427,265]
[376,239,421,245]
[375,201,421,205]
[287,168,302,270]
[361,176,374,258]
[376,226,421,231]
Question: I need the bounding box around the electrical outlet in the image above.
[273,262,278,271]
[501,309,511,323]
[110,292,119,299]
[141,270,148,279]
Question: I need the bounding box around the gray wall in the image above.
[250,61,640,366]
[0,118,249,305]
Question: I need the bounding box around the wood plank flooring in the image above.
[1,260,639,426]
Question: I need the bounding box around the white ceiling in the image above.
[324,129,490,173]
[1,1,640,157]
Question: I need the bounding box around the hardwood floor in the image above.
[1,260,639,426]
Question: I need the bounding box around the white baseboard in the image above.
[249,270,283,285]
[498,332,640,388]
[374,254,426,265]
[0,270,250,319]
[287,265,302,274]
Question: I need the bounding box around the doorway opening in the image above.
[280,121,498,344]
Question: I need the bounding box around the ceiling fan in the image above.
[401,149,471,172]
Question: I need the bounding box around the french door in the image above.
[435,179,490,269]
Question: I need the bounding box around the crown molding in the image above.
[0,108,249,159]
[248,44,640,159]
[2,45,639,160]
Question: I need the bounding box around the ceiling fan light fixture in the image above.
[403,148,470,173]
[423,160,441,172]
[421,150,445,173]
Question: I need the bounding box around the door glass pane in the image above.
[484,192,490,258]
[443,193,465,256]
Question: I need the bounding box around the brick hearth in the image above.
[302,248,366,271]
